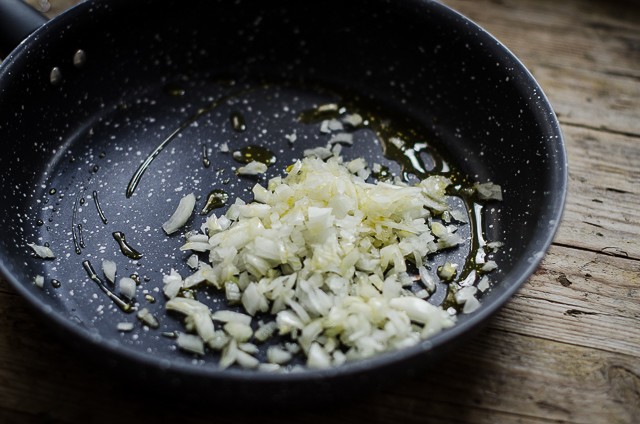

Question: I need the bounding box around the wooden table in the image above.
[2,0,639,422]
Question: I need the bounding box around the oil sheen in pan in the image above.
[26,77,501,363]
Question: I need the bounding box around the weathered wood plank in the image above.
[556,125,640,259]
[541,67,640,136]
[493,245,640,357]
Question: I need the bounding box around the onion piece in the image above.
[267,346,292,364]
[102,259,117,284]
[162,193,196,235]
[118,277,136,299]
[116,322,134,332]
[474,182,503,201]
[137,308,159,328]
[211,309,252,325]
[176,332,205,355]
[166,297,209,316]
[237,161,267,175]
[27,243,55,259]
[34,275,44,288]
[162,269,183,299]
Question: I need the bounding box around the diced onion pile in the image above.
[162,155,474,370]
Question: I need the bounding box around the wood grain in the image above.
[2,0,640,423]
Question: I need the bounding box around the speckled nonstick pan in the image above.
[0,0,566,404]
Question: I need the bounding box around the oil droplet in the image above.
[112,232,143,260]
[51,279,61,288]
[49,188,57,195]
[202,145,210,168]
[92,190,108,224]
[200,189,229,215]
[232,145,276,166]
[73,49,86,68]
[77,224,86,248]
[230,111,247,132]
[79,197,86,206]
[129,274,141,285]
[49,67,62,85]
[163,82,186,97]
[91,165,100,173]
[98,151,106,159]
[72,195,82,254]
[36,219,44,226]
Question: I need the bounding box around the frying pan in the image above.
[0,0,566,404]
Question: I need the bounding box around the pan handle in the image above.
[0,0,48,58]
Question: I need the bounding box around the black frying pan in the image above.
[0,0,566,404]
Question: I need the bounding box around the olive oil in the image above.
[201,189,229,215]
[92,190,108,224]
[112,232,143,260]
[232,145,276,166]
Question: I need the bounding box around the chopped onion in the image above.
[27,243,55,259]
[455,286,479,308]
[486,241,504,251]
[438,262,458,280]
[342,113,363,128]
[186,254,199,269]
[267,346,292,364]
[307,342,331,369]
[137,308,159,328]
[176,332,205,355]
[462,296,481,314]
[207,330,230,351]
[285,132,297,143]
[102,259,117,284]
[118,277,136,299]
[116,322,134,332]
[34,275,44,288]
[235,349,260,369]
[166,297,209,316]
[477,276,491,292]
[162,193,196,235]
[211,310,252,326]
[254,321,277,342]
[224,321,253,342]
[162,154,497,369]
[237,161,267,175]
[481,260,498,272]
[162,269,183,299]
[328,133,353,146]
[475,182,503,201]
